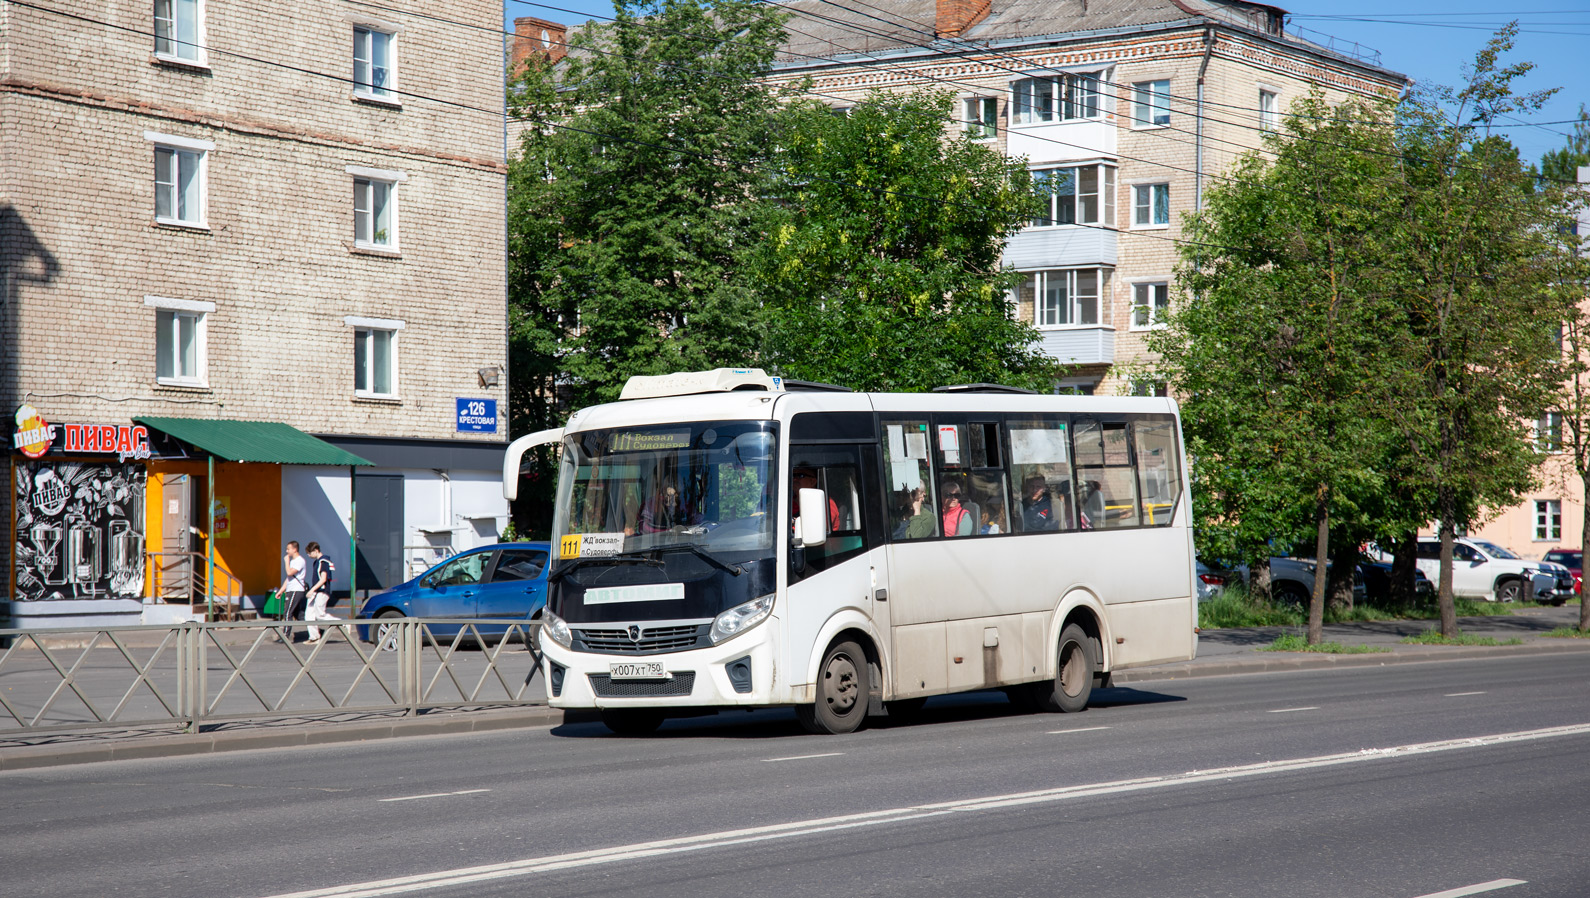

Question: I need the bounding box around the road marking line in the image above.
[260,722,1590,898]
[1268,707,1319,713]
[1046,726,1112,735]
[1410,879,1526,898]
[377,789,491,803]
[1445,692,1488,697]
[762,752,844,763]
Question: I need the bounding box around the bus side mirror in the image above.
[797,488,829,548]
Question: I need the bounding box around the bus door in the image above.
[784,413,890,697]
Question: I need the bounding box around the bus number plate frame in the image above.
[609,661,670,680]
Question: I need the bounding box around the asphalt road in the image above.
[4,654,1589,898]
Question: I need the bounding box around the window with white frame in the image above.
[1132,282,1170,330]
[1011,73,1101,125]
[1130,380,1169,397]
[145,296,213,387]
[348,166,405,250]
[1133,183,1170,227]
[353,27,395,99]
[1536,499,1562,541]
[1259,89,1280,131]
[347,317,403,397]
[1017,268,1111,328]
[1030,163,1115,227]
[147,132,212,227]
[964,96,998,140]
[154,0,204,64]
[1132,79,1171,127]
[1536,412,1563,452]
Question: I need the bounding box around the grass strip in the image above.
[1542,626,1590,638]
[1400,630,1524,647]
[1259,633,1390,654]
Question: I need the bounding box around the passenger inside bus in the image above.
[1021,474,1060,532]
[895,487,936,539]
[940,479,974,536]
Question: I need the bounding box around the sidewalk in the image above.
[1114,604,1590,682]
[4,607,1588,771]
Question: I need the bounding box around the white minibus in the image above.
[504,369,1197,735]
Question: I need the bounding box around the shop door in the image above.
[160,474,195,600]
[354,474,405,591]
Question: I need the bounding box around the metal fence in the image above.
[0,618,544,737]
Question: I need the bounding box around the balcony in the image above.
[1007,119,1116,166]
[1039,326,1115,366]
[1004,225,1116,270]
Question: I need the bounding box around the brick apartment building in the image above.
[2,0,512,626]
[765,0,1408,395]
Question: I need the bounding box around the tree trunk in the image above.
[1390,531,1419,608]
[1581,473,1590,632]
[1328,541,1357,611]
[1309,484,1330,645]
[1249,556,1272,605]
[1438,490,1458,638]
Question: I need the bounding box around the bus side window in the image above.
[789,446,868,581]
[968,421,1009,536]
[1073,418,1140,529]
[1007,416,1074,532]
[1133,415,1182,526]
[883,420,938,540]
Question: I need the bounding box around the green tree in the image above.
[507,0,791,413]
[751,90,1060,392]
[1391,29,1577,636]
[505,0,791,533]
[1153,92,1406,644]
[1539,104,1590,185]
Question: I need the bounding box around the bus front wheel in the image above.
[796,640,869,735]
[1029,623,1095,714]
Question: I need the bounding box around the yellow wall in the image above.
[145,461,282,598]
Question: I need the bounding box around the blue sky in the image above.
[505,0,1589,165]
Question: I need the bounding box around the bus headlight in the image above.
[540,610,572,649]
[710,594,775,645]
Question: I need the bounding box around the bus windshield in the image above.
[552,421,778,558]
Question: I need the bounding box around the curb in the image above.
[0,706,567,772]
[1112,639,1590,683]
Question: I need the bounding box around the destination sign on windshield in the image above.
[611,430,693,452]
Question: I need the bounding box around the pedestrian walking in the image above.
[303,542,338,643]
[279,541,307,641]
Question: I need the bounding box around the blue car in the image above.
[357,542,550,650]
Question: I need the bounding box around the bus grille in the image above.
[587,672,696,698]
[575,624,705,654]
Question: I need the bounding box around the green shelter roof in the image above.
[135,417,374,466]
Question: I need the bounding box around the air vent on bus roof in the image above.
[932,383,1038,395]
[618,368,785,401]
[782,379,853,393]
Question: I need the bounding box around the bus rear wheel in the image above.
[796,640,869,735]
[1028,623,1095,714]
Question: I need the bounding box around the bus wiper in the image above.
[664,543,744,576]
[548,553,665,583]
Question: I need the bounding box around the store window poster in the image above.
[13,461,146,601]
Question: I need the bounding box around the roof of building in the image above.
[769,0,1397,79]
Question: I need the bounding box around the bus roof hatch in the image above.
[618,368,786,401]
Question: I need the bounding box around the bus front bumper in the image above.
[540,624,778,710]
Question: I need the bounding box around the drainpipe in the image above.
[349,465,359,619]
[1195,26,1215,212]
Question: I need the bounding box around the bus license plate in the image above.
[609,661,669,680]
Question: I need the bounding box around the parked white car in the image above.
[1414,538,1569,603]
